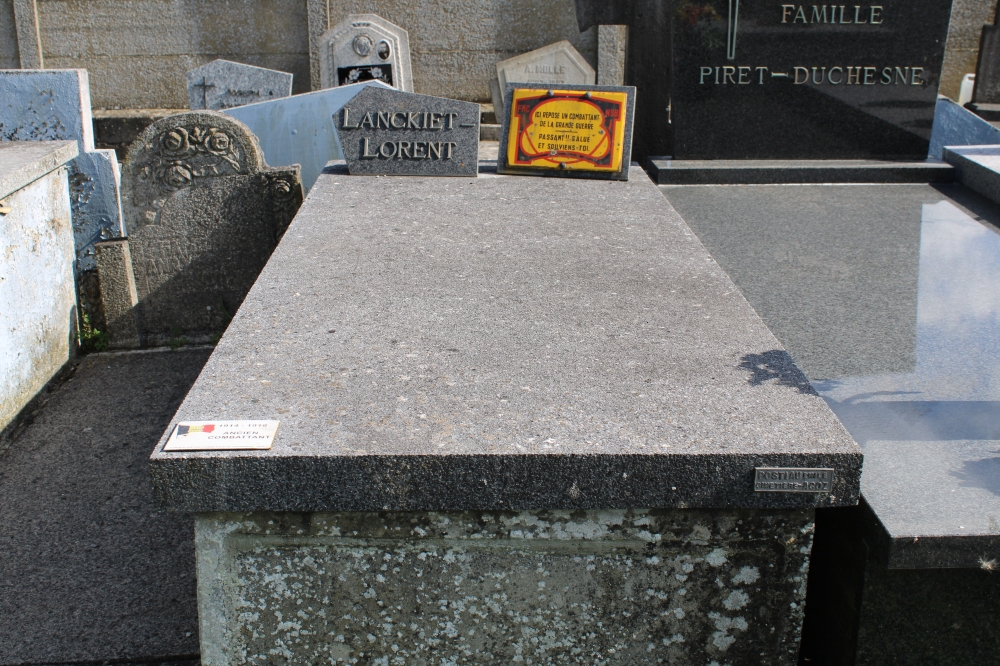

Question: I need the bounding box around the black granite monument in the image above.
[578,0,955,160]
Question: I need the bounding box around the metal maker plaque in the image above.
[754,467,834,493]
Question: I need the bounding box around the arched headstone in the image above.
[104,111,303,346]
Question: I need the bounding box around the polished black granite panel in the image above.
[667,0,952,159]
[662,182,1000,567]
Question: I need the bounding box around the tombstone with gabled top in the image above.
[319,14,412,92]
[490,41,596,116]
[96,111,303,347]
[186,59,293,111]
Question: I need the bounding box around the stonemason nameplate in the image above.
[754,468,835,493]
[336,85,479,176]
[163,420,279,451]
[497,84,635,181]
[662,0,953,159]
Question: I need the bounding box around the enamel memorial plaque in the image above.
[497,84,635,181]
[163,420,279,451]
[336,85,480,176]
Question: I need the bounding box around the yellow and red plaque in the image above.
[497,85,635,180]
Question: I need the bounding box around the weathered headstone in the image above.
[186,59,293,111]
[490,41,596,116]
[0,69,124,272]
[102,111,303,346]
[336,86,479,176]
[319,14,412,92]
[659,0,953,159]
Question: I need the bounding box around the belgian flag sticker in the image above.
[176,423,215,436]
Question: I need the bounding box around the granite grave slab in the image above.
[490,40,596,116]
[186,59,293,111]
[149,161,861,665]
[104,111,303,347]
[651,0,954,159]
[223,80,390,190]
[319,14,412,92]
[150,164,861,513]
[0,69,124,272]
[336,85,479,176]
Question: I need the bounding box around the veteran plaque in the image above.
[497,84,636,181]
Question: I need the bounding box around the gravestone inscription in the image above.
[186,60,293,111]
[107,111,303,346]
[490,41,596,116]
[319,14,412,92]
[336,86,479,176]
[659,0,953,159]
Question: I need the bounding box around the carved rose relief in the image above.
[131,122,247,225]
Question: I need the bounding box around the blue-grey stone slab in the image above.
[336,86,479,176]
[149,163,861,513]
[186,59,293,111]
[0,69,125,272]
[929,97,1000,159]
[223,80,390,190]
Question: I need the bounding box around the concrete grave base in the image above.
[195,508,814,665]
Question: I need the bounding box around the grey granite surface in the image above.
[150,163,861,513]
[662,182,1000,568]
[0,140,77,199]
[647,159,955,185]
[336,85,479,176]
[944,145,1000,205]
[0,348,209,664]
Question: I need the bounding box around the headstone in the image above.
[319,14,412,92]
[186,59,293,111]
[496,84,635,181]
[223,80,391,190]
[659,0,953,160]
[971,23,1000,108]
[490,41,596,116]
[336,86,479,176]
[0,69,125,272]
[107,111,303,346]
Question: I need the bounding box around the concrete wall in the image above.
[36,0,312,109]
[308,0,596,101]
[941,0,998,100]
[0,167,75,431]
[3,0,591,109]
[0,0,20,69]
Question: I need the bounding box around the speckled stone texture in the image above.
[150,164,860,512]
[118,111,304,346]
[337,85,480,176]
[195,508,814,665]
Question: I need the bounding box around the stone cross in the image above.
[96,111,303,347]
[191,77,215,109]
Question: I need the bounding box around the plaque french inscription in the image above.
[336,86,479,176]
[754,468,834,493]
[497,84,636,181]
